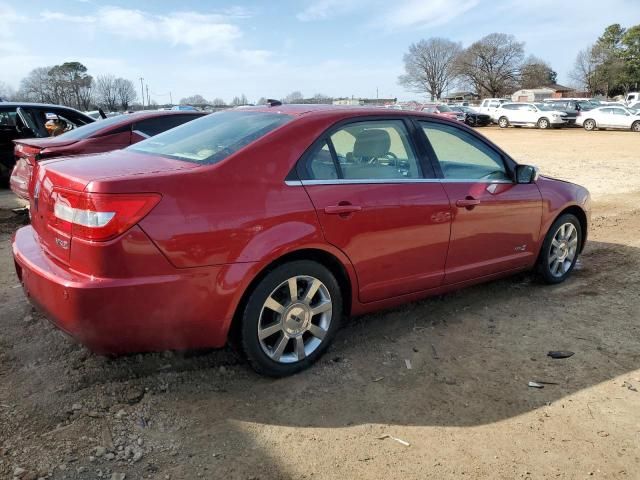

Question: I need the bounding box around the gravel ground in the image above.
[0,127,639,480]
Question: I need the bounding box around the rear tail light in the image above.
[15,144,42,159]
[49,189,161,241]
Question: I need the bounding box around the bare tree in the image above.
[283,91,303,103]
[180,94,208,105]
[95,75,119,111]
[0,81,15,101]
[231,94,248,106]
[398,38,462,101]
[211,97,226,106]
[114,78,137,111]
[570,46,602,95]
[456,33,525,98]
[520,55,557,89]
[17,67,53,103]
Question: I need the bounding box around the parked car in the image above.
[576,106,640,131]
[449,106,492,127]
[10,111,206,200]
[476,98,509,120]
[418,104,463,121]
[495,102,569,129]
[0,102,94,182]
[543,98,594,113]
[625,92,639,105]
[12,106,590,376]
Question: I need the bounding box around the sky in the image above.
[1,0,639,104]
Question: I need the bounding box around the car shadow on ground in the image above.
[65,240,640,425]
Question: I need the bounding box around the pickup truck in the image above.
[476,98,509,122]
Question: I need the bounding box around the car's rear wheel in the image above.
[631,121,640,132]
[537,214,582,284]
[537,117,550,129]
[498,116,509,128]
[240,260,342,377]
[583,119,596,131]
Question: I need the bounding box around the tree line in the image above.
[399,33,557,100]
[5,62,138,111]
[400,24,640,101]
[570,24,640,97]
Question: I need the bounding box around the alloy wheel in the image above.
[538,118,549,129]
[584,119,595,131]
[632,121,640,132]
[548,222,579,278]
[257,275,332,363]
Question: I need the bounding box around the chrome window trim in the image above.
[286,178,514,186]
[132,129,150,139]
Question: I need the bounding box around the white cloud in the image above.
[40,10,95,23]
[296,0,363,21]
[382,0,480,29]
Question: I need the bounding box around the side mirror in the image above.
[516,164,539,184]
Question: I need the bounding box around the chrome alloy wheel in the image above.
[258,275,332,363]
[548,222,579,278]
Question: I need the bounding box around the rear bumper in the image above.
[12,226,233,354]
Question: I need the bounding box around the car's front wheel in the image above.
[537,214,582,284]
[498,116,509,128]
[537,117,550,129]
[631,121,640,132]
[240,260,343,376]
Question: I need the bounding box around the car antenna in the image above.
[267,99,282,107]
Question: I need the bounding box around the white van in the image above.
[476,98,509,121]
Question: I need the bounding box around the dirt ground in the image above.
[1,127,639,480]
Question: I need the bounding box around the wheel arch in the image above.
[557,205,588,253]
[227,247,355,346]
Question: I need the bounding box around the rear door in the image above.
[610,107,632,128]
[418,120,542,284]
[298,118,452,303]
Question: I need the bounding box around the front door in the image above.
[298,118,452,303]
[419,120,543,284]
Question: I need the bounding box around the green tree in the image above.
[621,25,640,91]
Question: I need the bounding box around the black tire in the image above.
[240,260,343,377]
[536,213,582,284]
[632,121,640,132]
[498,116,509,128]
[537,117,550,129]
[583,119,596,131]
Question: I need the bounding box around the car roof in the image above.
[0,101,87,111]
[232,104,440,120]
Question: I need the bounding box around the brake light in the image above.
[49,189,161,241]
[15,144,42,159]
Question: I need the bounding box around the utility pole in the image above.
[139,77,144,110]
[146,84,150,108]
[169,91,173,106]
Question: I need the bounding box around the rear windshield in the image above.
[56,114,126,140]
[129,110,293,164]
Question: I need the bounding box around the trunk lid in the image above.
[29,150,199,264]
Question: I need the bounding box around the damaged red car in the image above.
[12,105,590,376]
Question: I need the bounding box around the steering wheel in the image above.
[382,151,398,166]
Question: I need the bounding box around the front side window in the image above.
[421,122,510,182]
[130,111,292,164]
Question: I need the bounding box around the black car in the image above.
[449,106,492,127]
[0,102,94,182]
[543,99,594,125]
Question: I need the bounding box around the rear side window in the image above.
[130,111,292,164]
[421,122,510,181]
[133,114,201,137]
[0,109,17,127]
[301,119,421,181]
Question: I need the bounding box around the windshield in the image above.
[129,110,293,164]
[55,114,126,141]
[437,105,453,112]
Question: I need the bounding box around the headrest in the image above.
[353,129,390,158]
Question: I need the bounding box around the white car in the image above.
[495,102,568,129]
[577,106,640,132]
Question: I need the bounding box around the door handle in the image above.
[456,196,481,209]
[324,204,362,215]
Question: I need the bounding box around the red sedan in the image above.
[10,110,205,200]
[12,105,590,376]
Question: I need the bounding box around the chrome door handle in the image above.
[456,197,481,209]
[324,204,362,215]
